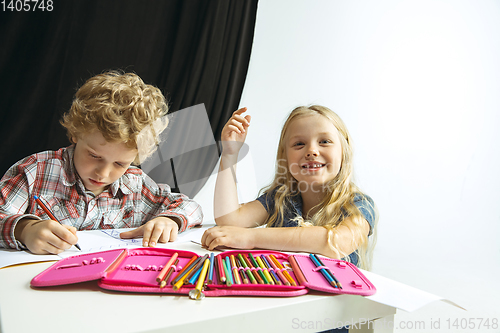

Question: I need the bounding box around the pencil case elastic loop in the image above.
[312,266,329,272]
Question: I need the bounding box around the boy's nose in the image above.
[95,165,111,179]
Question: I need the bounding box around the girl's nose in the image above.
[306,150,318,158]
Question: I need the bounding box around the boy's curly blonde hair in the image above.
[60,70,168,165]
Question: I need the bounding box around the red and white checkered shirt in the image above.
[0,145,203,250]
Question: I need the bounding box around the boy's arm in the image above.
[152,184,203,232]
[0,157,43,250]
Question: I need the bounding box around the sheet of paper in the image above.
[363,270,465,312]
[0,224,215,266]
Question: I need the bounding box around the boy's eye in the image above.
[115,162,125,168]
[89,153,100,159]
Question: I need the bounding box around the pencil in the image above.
[236,257,250,284]
[261,255,281,285]
[207,253,215,284]
[309,254,337,288]
[185,254,209,282]
[288,255,307,284]
[243,254,264,284]
[172,259,199,291]
[313,254,342,289]
[265,254,289,285]
[223,257,233,286]
[237,253,257,284]
[34,195,82,251]
[171,255,197,285]
[160,259,179,288]
[230,255,241,284]
[156,252,178,283]
[270,254,297,286]
[255,255,274,285]
[248,253,269,284]
[217,253,226,284]
[188,258,210,300]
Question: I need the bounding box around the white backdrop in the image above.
[232,0,500,331]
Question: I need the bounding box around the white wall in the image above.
[238,0,500,331]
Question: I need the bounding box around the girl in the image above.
[201,105,376,270]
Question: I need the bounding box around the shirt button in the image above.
[53,206,60,211]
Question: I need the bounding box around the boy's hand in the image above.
[120,217,179,247]
[221,107,251,156]
[14,218,78,254]
[201,226,255,251]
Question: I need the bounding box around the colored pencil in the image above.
[237,253,257,284]
[248,253,269,284]
[223,257,233,286]
[156,252,178,283]
[171,255,197,285]
[189,258,211,300]
[236,257,250,284]
[261,255,281,285]
[255,255,274,285]
[217,253,226,284]
[313,254,342,289]
[265,254,289,285]
[160,259,179,288]
[188,265,203,285]
[207,253,215,284]
[185,254,209,282]
[288,255,307,284]
[230,255,241,284]
[270,254,296,286]
[34,195,81,250]
[243,254,264,284]
[309,254,337,288]
[172,259,199,291]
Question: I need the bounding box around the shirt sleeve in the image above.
[0,155,42,250]
[353,193,376,236]
[139,173,203,233]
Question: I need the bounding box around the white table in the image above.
[0,242,396,333]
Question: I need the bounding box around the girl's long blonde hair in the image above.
[262,105,377,270]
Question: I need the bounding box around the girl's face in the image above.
[72,131,138,196]
[285,114,343,192]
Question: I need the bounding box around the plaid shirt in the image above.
[0,145,203,250]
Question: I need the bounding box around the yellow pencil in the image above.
[189,259,210,300]
[256,256,274,285]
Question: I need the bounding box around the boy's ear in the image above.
[71,136,78,144]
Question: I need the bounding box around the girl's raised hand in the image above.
[220,107,251,156]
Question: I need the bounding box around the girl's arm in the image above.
[202,217,370,259]
[214,108,268,227]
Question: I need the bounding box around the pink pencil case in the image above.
[31,248,376,297]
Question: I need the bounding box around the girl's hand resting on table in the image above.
[201,226,255,251]
[120,217,179,247]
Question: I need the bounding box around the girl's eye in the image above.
[320,139,332,144]
[293,142,304,147]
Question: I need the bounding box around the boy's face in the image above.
[72,131,138,196]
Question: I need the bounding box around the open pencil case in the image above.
[31,247,376,298]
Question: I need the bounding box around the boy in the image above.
[0,71,203,254]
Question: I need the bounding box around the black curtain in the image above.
[0,0,257,197]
